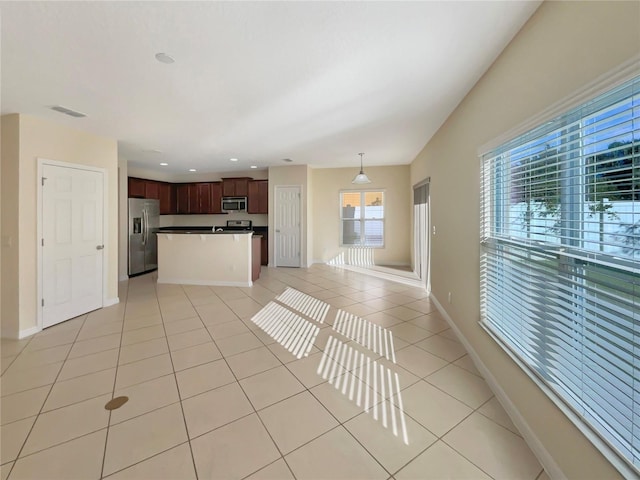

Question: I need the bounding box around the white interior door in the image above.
[42,164,104,328]
[275,186,301,267]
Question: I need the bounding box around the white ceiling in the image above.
[1,1,540,174]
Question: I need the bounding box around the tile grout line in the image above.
[99,279,130,479]
[160,280,204,480]
[197,287,298,480]
[5,268,539,479]
[5,313,89,479]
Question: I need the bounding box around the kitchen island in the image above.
[157,230,261,287]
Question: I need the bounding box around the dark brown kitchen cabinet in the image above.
[174,182,223,214]
[222,177,250,197]
[175,184,191,214]
[145,180,160,200]
[195,183,211,213]
[158,183,175,214]
[128,177,146,198]
[248,180,268,214]
[128,177,163,201]
[210,182,223,214]
[261,235,268,266]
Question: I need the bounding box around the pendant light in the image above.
[352,152,371,184]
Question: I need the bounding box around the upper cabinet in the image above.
[210,182,223,214]
[158,183,175,214]
[175,184,191,214]
[248,180,268,214]
[174,182,223,214]
[128,177,146,198]
[222,177,250,197]
[129,176,262,215]
[129,177,172,213]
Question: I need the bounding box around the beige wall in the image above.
[1,115,21,337]
[1,114,119,337]
[410,1,639,478]
[311,165,411,266]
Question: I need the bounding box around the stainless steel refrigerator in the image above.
[128,198,160,276]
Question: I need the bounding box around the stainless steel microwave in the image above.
[221,197,247,212]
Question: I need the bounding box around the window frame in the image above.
[339,190,385,248]
[480,73,640,478]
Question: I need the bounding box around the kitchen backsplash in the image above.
[159,213,268,228]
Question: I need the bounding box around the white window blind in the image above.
[480,76,639,473]
[340,191,384,247]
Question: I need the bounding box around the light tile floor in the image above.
[1,265,548,479]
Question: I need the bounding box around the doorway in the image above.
[39,160,106,329]
[274,185,301,267]
[413,180,430,292]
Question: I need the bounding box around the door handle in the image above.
[96,245,104,250]
[276,229,280,233]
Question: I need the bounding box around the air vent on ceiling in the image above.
[50,105,87,118]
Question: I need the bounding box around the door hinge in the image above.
[41,238,44,246]
[41,299,45,307]
[41,177,47,186]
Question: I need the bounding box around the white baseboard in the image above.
[429,293,566,480]
[158,277,252,287]
[103,297,120,307]
[18,326,41,339]
[328,263,424,288]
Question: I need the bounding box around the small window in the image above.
[340,191,384,247]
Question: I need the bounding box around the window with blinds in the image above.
[340,191,384,247]
[480,75,639,473]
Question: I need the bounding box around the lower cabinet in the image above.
[261,236,268,266]
[253,228,268,266]
[252,236,261,281]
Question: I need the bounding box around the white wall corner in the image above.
[429,293,567,480]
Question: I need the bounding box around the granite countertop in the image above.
[157,230,253,235]
[156,226,267,235]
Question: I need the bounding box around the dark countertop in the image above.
[156,229,252,235]
[156,226,213,232]
[157,225,267,235]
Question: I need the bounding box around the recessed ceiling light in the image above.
[189,168,196,172]
[230,158,238,162]
[250,165,257,169]
[160,162,168,166]
[155,52,175,64]
[151,149,163,154]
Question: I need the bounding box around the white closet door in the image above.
[42,163,104,328]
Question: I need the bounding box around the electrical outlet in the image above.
[448,291,452,304]
[432,226,436,235]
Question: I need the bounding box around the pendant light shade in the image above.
[352,152,371,184]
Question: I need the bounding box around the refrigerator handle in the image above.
[145,209,149,245]
[141,209,147,246]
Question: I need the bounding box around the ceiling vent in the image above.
[50,105,87,118]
